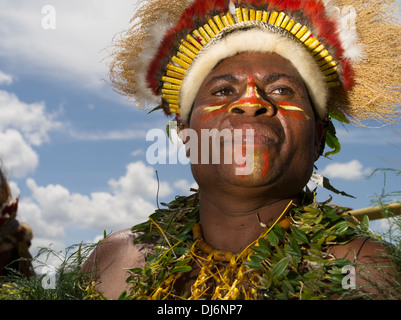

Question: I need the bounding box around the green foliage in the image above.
[324,118,342,157]
[242,200,369,300]
[360,168,401,299]
[0,242,100,300]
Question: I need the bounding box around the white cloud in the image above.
[0,71,13,85]
[67,128,147,141]
[108,161,172,199]
[16,161,174,252]
[173,179,198,194]
[0,129,39,178]
[131,149,145,157]
[0,90,61,146]
[336,125,401,146]
[0,88,62,179]
[320,159,372,180]
[0,0,135,91]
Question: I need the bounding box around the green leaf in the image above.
[273,224,285,241]
[310,172,355,198]
[251,245,270,256]
[282,279,295,294]
[272,257,289,278]
[290,237,302,255]
[267,230,279,247]
[327,268,344,275]
[175,257,192,266]
[147,105,163,114]
[291,255,300,270]
[188,206,199,218]
[323,207,342,222]
[290,226,309,244]
[329,110,350,124]
[171,265,192,273]
[329,273,344,285]
[127,267,143,274]
[324,120,341,157]
[258,237,272,253]
[310,229,324,242]
[177,219,197,237]
[243,260,264,270]
[333,221,348,236]
[249,254,264,264]
[360,215,370,232]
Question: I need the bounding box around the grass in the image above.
[0,242,100,300]
[1,169,401,300]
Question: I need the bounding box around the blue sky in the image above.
[1,1,400,265]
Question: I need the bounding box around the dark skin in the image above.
[186,52,323,253]
[81,52,394,299]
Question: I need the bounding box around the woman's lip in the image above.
[221,132,275,146]
[233,133,273,145]
[231,124,278,145]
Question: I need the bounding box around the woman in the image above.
[82,0,401,299]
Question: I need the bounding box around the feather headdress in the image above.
[109,0,401,126]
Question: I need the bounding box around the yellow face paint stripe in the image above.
[203,104,226,112]
[277,105,303,111]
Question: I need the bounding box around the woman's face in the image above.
[186,52,324,199]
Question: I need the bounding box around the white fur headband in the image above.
[179,23,328,122]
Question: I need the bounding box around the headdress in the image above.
[0,170,34,278]
[109,0,401,153]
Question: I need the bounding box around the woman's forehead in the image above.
[204,52,306,88]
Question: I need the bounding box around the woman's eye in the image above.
[271,87,295,96]
[212,87,236,96]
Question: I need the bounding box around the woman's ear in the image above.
[177,120,191,158]
[177,120,189,142]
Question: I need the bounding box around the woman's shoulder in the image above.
[329,236,397,298]
[81,228,153,299]
[329,236,389,262]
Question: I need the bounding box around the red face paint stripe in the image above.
[228,76,274,112]
[203,100,231,109]
[277,109,308,119]
[261,151,270,178]
[200,106,227,120]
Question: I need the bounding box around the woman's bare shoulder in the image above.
[81,228,152,299]
[329,236,388,262]
[330,236,397,298]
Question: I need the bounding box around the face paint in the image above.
[227,76,274,113]
[200,102,229,120]
[200,106,227,120]
[242,149,270,180]
[276,101,311,120]
[232,130,255,176]
[261,151,270,178]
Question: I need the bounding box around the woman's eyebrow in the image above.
[204,74,238,87]
[263,73,301,85]
[203,73,303,89]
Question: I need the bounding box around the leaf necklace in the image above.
[126,191,365,300]
[187,201,294,300]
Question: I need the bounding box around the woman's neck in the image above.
[198,191,298,252]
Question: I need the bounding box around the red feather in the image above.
[146,0,229,96]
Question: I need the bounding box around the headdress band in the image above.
[162,7,340,121]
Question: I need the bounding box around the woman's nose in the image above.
[228,76,276,117]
